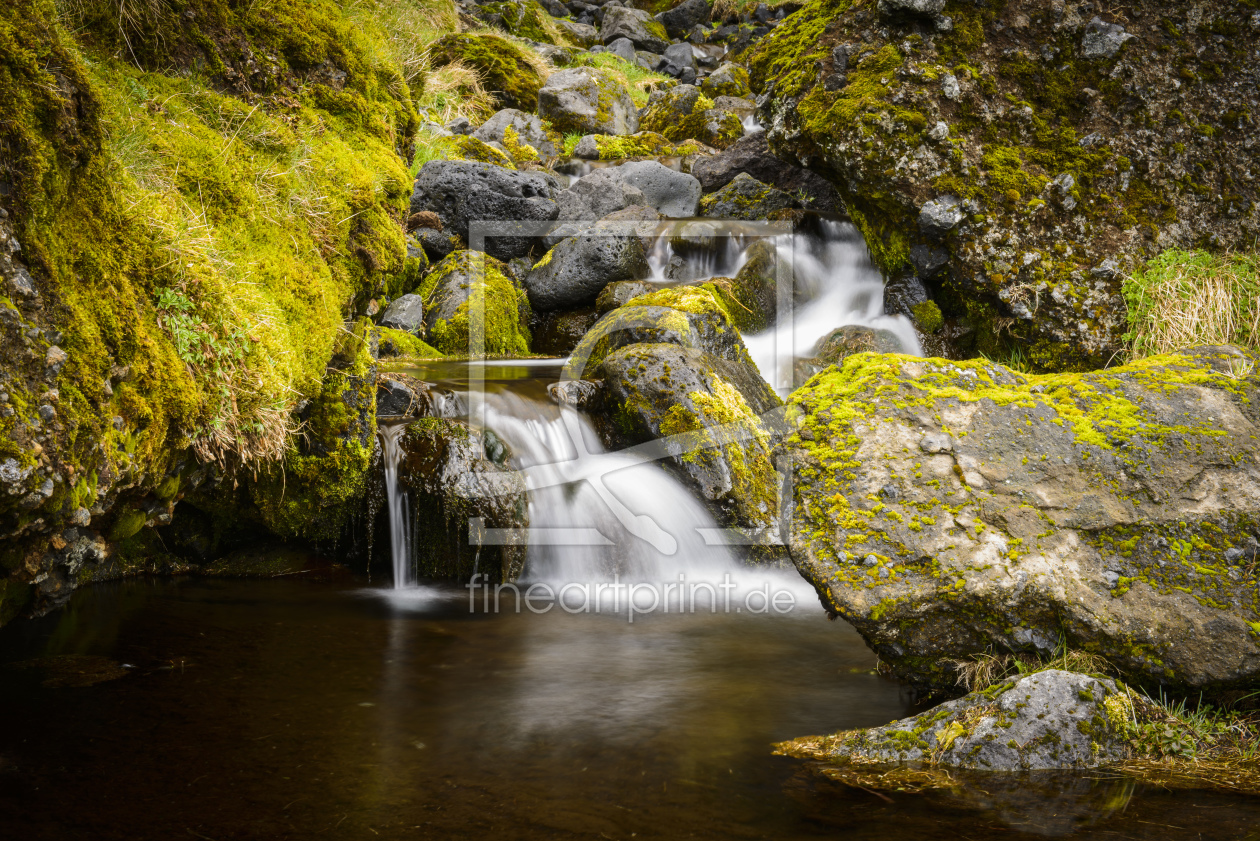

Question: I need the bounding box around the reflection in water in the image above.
[1,579,1258,840]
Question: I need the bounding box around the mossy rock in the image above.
[420,251,532,357]
[698,172,799,220]
[574,131,677,160]
[700,63,752,99]
[640,85,744,149]
[429,33,545,112]
[377,327,442,359]
[785,345,1260,690]
[475,1,568,46]
[435,134,516,169]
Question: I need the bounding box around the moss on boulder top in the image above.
[640,85,745,150]
[784,345,1260,690]
[750,0,1260,371]
[419,251,532,357]
[428,33,546,113]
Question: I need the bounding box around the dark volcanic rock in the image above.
[690,132,842,212]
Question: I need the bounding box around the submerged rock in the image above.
[783,346,1260,690]
[789,670,1129,771]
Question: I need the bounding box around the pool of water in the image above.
[1,577,1257,840]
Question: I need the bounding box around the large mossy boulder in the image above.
[409,160,559,261]
[749,1,1260,371]
[784,346,1260,690]
[428,34,544,112]
[472,0,568,46]
[392,418,528,583]
[538,67,640,136]
[419,251,532,356]
[640,84,744,150]
[700,62,751,99]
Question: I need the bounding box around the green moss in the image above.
[435,134,516,168]
[0,578,32,626]
[587,131,677,159]
[377,326,442,359]
[701,65,752,99]
[429,33,545,112]
[911,300,944,334]
[109,508,148,542]
[479,1,568,45]
[421,251,532,356]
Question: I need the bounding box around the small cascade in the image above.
[378,423,414,589]
[741,113,764,134]
[745,219,922,393]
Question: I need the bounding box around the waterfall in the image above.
[379,423,413,589]
[744,219,922,393]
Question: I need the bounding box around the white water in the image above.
[744,220,922,393]
[378,424,414,590]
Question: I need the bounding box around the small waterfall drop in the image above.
[379,423,413,589]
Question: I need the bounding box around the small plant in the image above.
[562,132,582,156]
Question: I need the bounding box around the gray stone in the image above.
[410,160,560,260]
[877,0,946,18]
[909,243,949,278]
[663,42,695,70]
[599,6,668,52]
[45,345,67,373]
[918,432,952,453]
[569,169,648,219]
[377,378,419,417]
[526,228,650,310]
[607,36,636,61]
[571,135,601,159]
[9,265,36,297]
[1081,16,1134,60]
[473,109,558,157]
[697,172,797,220]
[918,195,965,238]
[380,293,427,334]
[538,67,640,136]
[690,131,843,211]
[828,670,1128,770]
[711,95,755,121]
[941,72,959,100]
[596,279,655,314]
[659,0,709,38]
[603,160,701,218]
[38,404,56,423]
[556,18,601,48]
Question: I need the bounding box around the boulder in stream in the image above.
[601,160,702,218]
[690,131,843,212]
[419,250,533,356]
[784,346,1260,690]
[698,172,798,220]
[525,227,651,311]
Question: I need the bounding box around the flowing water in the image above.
[379,424,414,590]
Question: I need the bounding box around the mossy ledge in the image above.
[749,0,1260,370]
[0,0,421,622]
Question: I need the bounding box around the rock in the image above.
[750,1,1260,370]
[549,378,604,411]
[596,279,655,314]
[8,265,36,298]
[569,168,650,218]
[44,345,67,374]
[700,62,751,98]
[473,109,559,157]
[690,132,842,211]
[538,67,640,136]
[640,84,744,150]
[525,229,650,310]
[883,273,929,318]
[376,378,419,417]
[662,42,695,70]
[379,293,427,334]
[421,251,533,356]
[537,0,569,18]
[659,0,709,39]
[599,6,669,52]
[414,227,462,263]
[571,135,601,159]
[428,34,545,112]
[877,0,946,19]
[569,131,678,161]
[1081,16,1134,60]
[555,18,601,48]
[599,341,783,537]
[819,670,1128,770]
[472,0,566,45]
[698,172,798,220]
[394,417,528,583]
[606,36,637,62]
[918,195,965,238]
[941,72,959,100]
[792,325,904,386]
[602,160,702,218]
[409,160,559,261]
[532,306,601,354]
[783,346,1260,689]
[710,95,755,122]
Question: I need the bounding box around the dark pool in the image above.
[1,577,1257,840]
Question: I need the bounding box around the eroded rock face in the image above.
[818,670,1129,771]
[750,1,1260,370]
[784,346,1260,690]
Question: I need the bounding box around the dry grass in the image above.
[946,643,1115,692]
[1123,249,1260,359]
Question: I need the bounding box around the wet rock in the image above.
[700,62,751,99]
[792,325,904,386]
[698,172,798,220]
[599,6,669,52]
[596,279,655,314]
[532,306,601,354]
[690,132,841,211]
[379,293,426,334]
[602,160,702,218]
[817,670,1128,770]
[410,161,559,261]
[659,0,709,39]
[526,229,650,310]
[394,418,528,583]
[883,273,929,317]
[783,346,1260,690]
[538,67,640,136]
[1081,17,1134,60]
[473,109,559,157]
[640,84,744,150]
[548,378,603,410]
[377,378,420,417]
[599,341,783,538]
